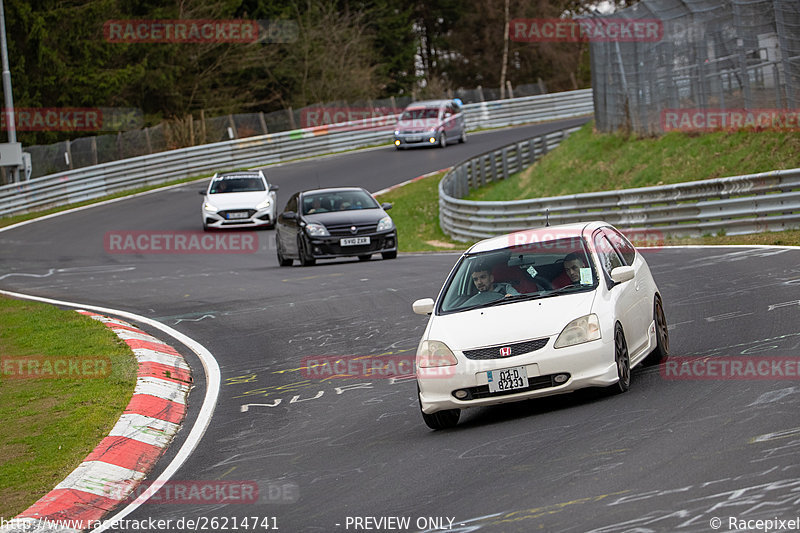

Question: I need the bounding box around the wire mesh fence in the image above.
[589,0,800,135]
[11,81,549,183]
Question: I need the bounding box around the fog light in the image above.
[394,140,400,146]
[454,390,468,399]
[554,374,569,384]
[313,246,322,254]
[429,137,436,144]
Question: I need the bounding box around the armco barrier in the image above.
[439,133,800,241]
[0,90,593,218]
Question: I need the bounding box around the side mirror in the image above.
[280,211,297,220]
[412,298,435,315]
[381,203,393,211]
[270,184,280,192]
[610,266,635,284]
[198,190,207,196]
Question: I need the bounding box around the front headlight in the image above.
[305,223,329,237]
[203,202,218,213]
[255,198,271,210]
[394,130,400,136]
[376,215,394,232]
[417,340,458,368]
[554,314,601,349]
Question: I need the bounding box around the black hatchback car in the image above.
[275,187,398,266]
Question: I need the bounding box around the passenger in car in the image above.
[552,252,587,289]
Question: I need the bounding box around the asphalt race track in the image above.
[2,119,800,533]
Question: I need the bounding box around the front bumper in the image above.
[203,207,275,229]
[394,132,440,147]
[417,335,618,414]
[305,230,397,258]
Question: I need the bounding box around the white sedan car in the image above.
[412,222,669,429]
[200,170,279,230]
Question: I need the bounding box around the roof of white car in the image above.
[466,222,604,254]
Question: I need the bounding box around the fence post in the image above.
[65,140,73,170]
[501,148,509,180]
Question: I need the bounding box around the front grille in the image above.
[325,222,378,236]
[453,373,569,400]
[463,338,549,360]
[219,209,256,220]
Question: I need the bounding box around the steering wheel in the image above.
[534,276,554,291]
[464,290,504,307]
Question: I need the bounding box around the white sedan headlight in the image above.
[376,215,394,232]
[255,198,271,210]
[417,340,458,368]
[554,314,601,349]
[305,223,329,237]
[203,202,218,213]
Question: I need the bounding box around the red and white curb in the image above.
[1,312,191,533]
[372,167,452,197]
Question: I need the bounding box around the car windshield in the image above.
[301,190,379,214]
[400,107,439,120]
[438,238,598,313]
[209,176,266,194]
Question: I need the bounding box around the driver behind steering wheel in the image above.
[470,261,519,299]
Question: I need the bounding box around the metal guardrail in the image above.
[440,134,800,241]
[0,90,593,218]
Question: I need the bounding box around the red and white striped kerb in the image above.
[3,311,191,532]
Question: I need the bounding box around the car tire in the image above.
[608,324,631,394]
[276,236,292,267]
[358,254,371,261]
[439,132,447,148]
[418,385,459,430]
[382,251,397,260]
[459,129,467,143]
[643,295,669,366]
[298,238,316,267]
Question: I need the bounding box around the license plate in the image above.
[340,237,370,246]
[227,212,248,219]
[487,366,529,393]
[406,136,422,142]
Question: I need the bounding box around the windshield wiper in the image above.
[480,292,546,307]
[543,284,591,297]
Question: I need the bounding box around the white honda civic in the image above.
[412,222,669,429]
[200,170,279,230]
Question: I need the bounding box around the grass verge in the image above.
[466,121,800,201]
[0,296,137,518]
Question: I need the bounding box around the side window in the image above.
[285,194,298,214]
[594,234,623,275]
[604,228,636,265]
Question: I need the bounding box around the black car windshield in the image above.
[302,190,379,214]
[209,176,266,193]
[400,107,439,120]
[438,238,598,313]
